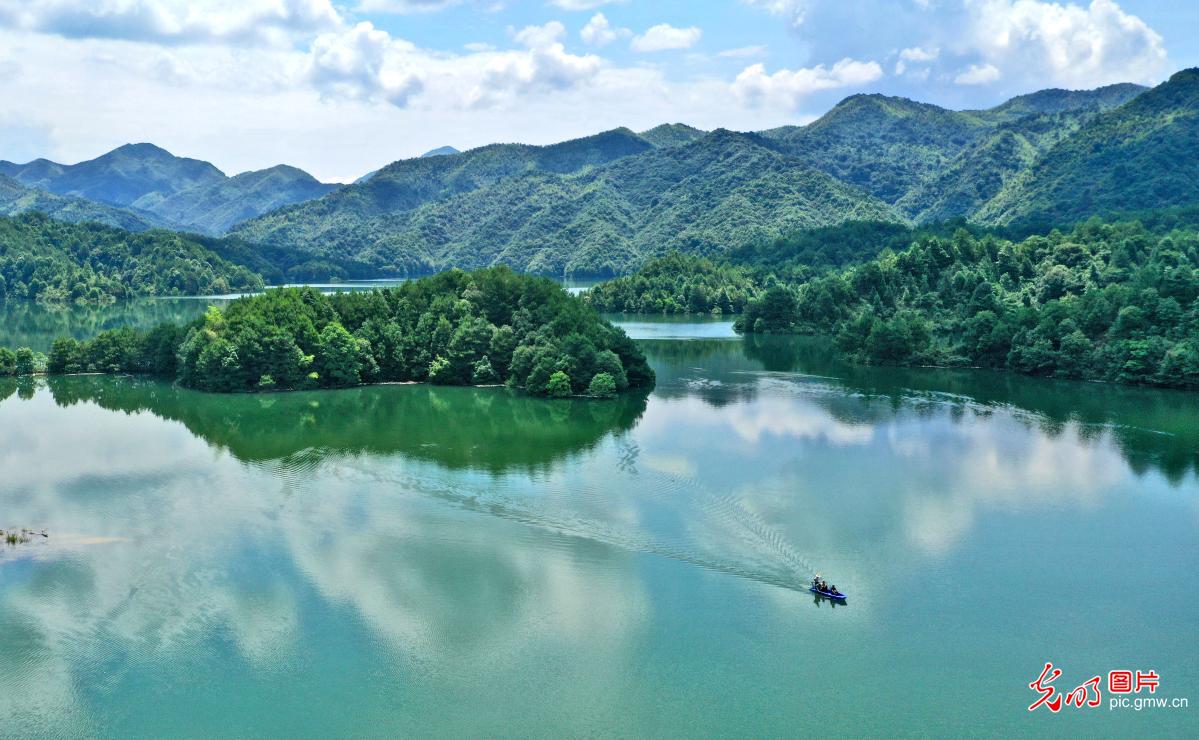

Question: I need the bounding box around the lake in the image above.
[1,315,1196,736]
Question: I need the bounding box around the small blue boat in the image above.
[809,586,847,600]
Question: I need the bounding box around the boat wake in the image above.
[314,457,820,594]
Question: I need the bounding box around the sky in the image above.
[0,0,1194,182]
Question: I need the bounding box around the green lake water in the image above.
[1,314,1196,736]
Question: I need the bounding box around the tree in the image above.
[14,347,36,376]
[46,338,80,374]
[546,371,572,398]
[0,347,15,376]
[315,322,362,386]
[472,355,498,384]
[587,372,617,398]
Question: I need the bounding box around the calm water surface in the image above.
[1,318,1196,737]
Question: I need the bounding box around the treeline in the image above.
[0,212,263,304]
[34,267,654,397]
[736,219,1199,389]
[582,253,761,315]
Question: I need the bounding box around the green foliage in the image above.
[18,267,654,396]
[231,129,897,276]
[546,371,573,398]
[978,70,1199,230]
[737,219,1199,389]
[583,253,761,314]
[0,212,263,304]
[587,371,617,398]
[0,346,13,375]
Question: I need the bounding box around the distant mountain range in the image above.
[0,143,336,235]
[5,69,1199,279]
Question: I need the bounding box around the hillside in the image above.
[146,165,338,235]
[976,68,1199,230]
[0,143,224,208]
[761,84,1145,216]
[0,212,262,303]
[735,220,1199,389]
[0,173,162,231]
[0,144,335,235]
[231,129,898,276]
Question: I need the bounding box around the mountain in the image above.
[0,142,224,208]
[0,144,334,235]
[759,84,1146,213]
[979,83,1147,122]
[144,165,338,236]
[975,68,1199,229]
[232,128,897,276]
[759,95,989,205]
[0,211,262,303]
[637,123,707,148]
[0,173,161,231]
[420,146,460,158]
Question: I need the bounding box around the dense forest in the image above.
[0,213,263,304]
[17,268,653,397]
[583,253,761,315]
[734,219,1199,389]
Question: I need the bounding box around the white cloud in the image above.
[741,0,807,28]
[895,45,938,74]
[630,23,701,53]
[733,58,883,109]
[307,22,423,106]
[0,0,342,47]
[962,0,1167,87]
[954,62,1000,85]
[580,12,628,47]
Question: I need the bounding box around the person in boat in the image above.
[829,584,838,595]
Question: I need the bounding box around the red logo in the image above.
[1029,663,1162,712]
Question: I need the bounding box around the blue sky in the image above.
[0,0,1193,181]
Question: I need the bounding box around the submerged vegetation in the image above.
[23,267,653,397]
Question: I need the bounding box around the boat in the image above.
[809,586,847,600]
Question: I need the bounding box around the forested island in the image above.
[3,268,653,398]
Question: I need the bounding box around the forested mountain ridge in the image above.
[0,174,164,232]
[759,83,1145,212]
[975,68,1199,230]
[0,143,224,208]
[231,128,898,276]
[145,165,338,236]
[0,143,336,236]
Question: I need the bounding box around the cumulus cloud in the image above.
[307,21,423,106]
[733,58,883,109]
[580,12,627,47]
[0,0,342,47]
[895,45,938,74]
[962,0,1167,87]
[954,62,1000,85]
[630,23,702,53]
